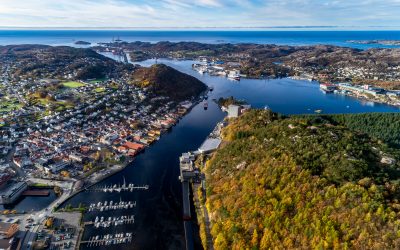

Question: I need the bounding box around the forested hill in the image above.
[131,64,207,102]
[205,110,400,249]
[306,113,400,148]
[0,45,131,80]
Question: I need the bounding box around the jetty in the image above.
[84,215,135,228]
[87,199,136,212]
[87,177,149,193]
[81,233,133,247]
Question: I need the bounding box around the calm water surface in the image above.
[0,189,57,212]
[1,30,400,49]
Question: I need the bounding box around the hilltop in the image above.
[0,44,132,80]
[204,110,400,249]
[131,64,207,102]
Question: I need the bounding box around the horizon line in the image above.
[0,26,400,31]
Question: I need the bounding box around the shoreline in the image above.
[133,55,400,109]
[56,90,207,210]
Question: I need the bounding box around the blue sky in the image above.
[0,0,399,28]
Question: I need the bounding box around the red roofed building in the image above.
[80,146,90,153]
[124,141,145,151]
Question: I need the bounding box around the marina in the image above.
[88,178,149,193]
[87,200,136,212]
[82,233,133,247]
[84,215,135,228]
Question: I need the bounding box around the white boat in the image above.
[197,66,207,74]
[227,70,241,80]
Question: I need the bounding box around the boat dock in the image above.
[87,177,149,193]
[81,233,133,247]
[84,215,135,228]
[87,200,136,212]
[89,184,149,193]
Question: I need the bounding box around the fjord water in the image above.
[137,59,400,114]
[66,95,226,250]
[64,58,400,249]
[2,30,400,49]
[4,31,399,249]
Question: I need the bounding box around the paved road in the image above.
[27,177,74,190]
[4,146,26,178]
[19,180,74,250]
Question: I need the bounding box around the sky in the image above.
[0,0,399,28]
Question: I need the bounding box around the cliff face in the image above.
[131,64,207,102]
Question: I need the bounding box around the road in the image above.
[18,178,75,250]
[27,177,74,190]
[4,146,26,178]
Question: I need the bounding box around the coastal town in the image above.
[1,39,400,249]
[0,44,206,249]
[191,55,400,107]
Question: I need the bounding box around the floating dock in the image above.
[87,200,136,212]
[87,178,149,193]
[81,233,133,247]
[84,215,135,228]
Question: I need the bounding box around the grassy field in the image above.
[94,87,106,93]
[0,98,22,112]
[89,78,106,84]
[63,81,85,88]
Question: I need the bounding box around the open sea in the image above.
[1,30,400,49]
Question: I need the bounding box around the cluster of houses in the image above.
[192,57,243,80]
[320,82,400,106]
[284,59,400,83]
[0,61,193,181]
[9,82,190,179]
[337,65,400,82]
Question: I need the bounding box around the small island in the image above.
[74,40,91,45]
[347,40,400,46]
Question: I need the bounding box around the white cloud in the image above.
[0,0,159,27]
[0,0,399,27]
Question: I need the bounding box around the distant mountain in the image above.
[131,64,207,102]
[204,110,400,249]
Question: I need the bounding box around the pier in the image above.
[84,215,135,228]
[87,177,149,193]
[81,233,133,247]
[89,184,149,193]
[87,199,136,212]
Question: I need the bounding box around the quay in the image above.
[179,122,224,250]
